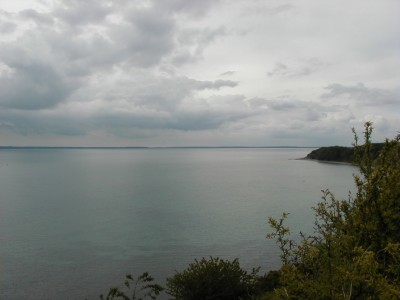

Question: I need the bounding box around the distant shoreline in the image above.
[0,146,317,150]
[299,157,353,165]
[302,143,384,164]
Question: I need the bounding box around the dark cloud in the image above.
[0,62,75,110]
[0,109,86,136]
[248,97,328,124]
[154,0,219,17]
[0,68,242,135]
[304,108,324,122]
[0,9,17,34]
[248,97,301,111]
[267,62,289,77]
[54,0,112,26]
[0,92,253,136]
[194,79,238,89]
[104,76,239,111]
[219,71,236,77]
[177,27,226,45]
[10,3,177,73]
[170,27,226,65]
[322,83,399,105]
[20,9,54,25]
[171,109,252,131]
[242,3,294,17]
[0,21,17,34]
[272,4,294,14]
[268,58,326,77]
[0,0,397,146]
[267,99,300,111]
[116,8,176,68]
[93,104,252,132]
[170,50,197,65]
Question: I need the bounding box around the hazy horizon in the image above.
[0,145,318,148]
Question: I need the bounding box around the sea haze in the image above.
[0,148,357,299]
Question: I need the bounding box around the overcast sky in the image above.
[0,0,399,146]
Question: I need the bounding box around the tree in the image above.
[166,257,260,300]
[267,122,400,299]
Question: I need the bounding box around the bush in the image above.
[98,272,164,300]
[267,122,400,299]
[166,257,260,300]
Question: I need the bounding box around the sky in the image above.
[0,0,399,147]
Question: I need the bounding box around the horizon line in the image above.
[0,145,320,149]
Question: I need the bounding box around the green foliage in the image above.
[306,146,354,162]
[166,256,260,300]
[305,143,384,163]
[352,123,400,256]
[98,272,164,300]
[267,122,400,299]
[255,270,282,299]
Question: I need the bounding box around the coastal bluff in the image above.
[305,143,384,163]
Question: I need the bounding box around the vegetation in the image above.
[98,272,163,300]
[166,257,261,300]
[97,122,399,299]
[306,146,354,162]
[305,143,384,163]
[267,122,400,299]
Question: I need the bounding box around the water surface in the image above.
[0,148,357,299]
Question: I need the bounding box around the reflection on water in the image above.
[0,148,356,299]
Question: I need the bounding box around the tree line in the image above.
[305,142,384,163]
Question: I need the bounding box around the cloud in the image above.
[20,9,54,25]
[0,65,242,135]
[0,21,16,34]
[241,3,294,17]
[0,92,254,137]
[170,27,226,66]
[322,83,399,106]
[3,1,225,74]
[219,71,236,77]
[267,63,288,77]
[154,0,220,17]
[87,73,238,110]
[268,58,327,78]
[150,94,254,131]
[0,0,398,146]
[54,0,112,26]
[113,10,176,68]
[0,9,17,35]
[194,79,238,89]
[249,96,328,123]
[0,62,75,110]
[0,108,87,136]
[131,77,238,110]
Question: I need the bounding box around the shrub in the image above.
[166,256,260,300]
[98,272,164,300]
[267,122,400,299]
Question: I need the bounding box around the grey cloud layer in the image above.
[0,1,228,113]
[0,0,399,146]
[322,83,399,106]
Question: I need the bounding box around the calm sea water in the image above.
[0,148,357,299]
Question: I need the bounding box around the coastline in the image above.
[299,157,354,165]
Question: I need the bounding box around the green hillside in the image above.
[306,143,384,163]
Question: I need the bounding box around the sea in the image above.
[0,148,357,299]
